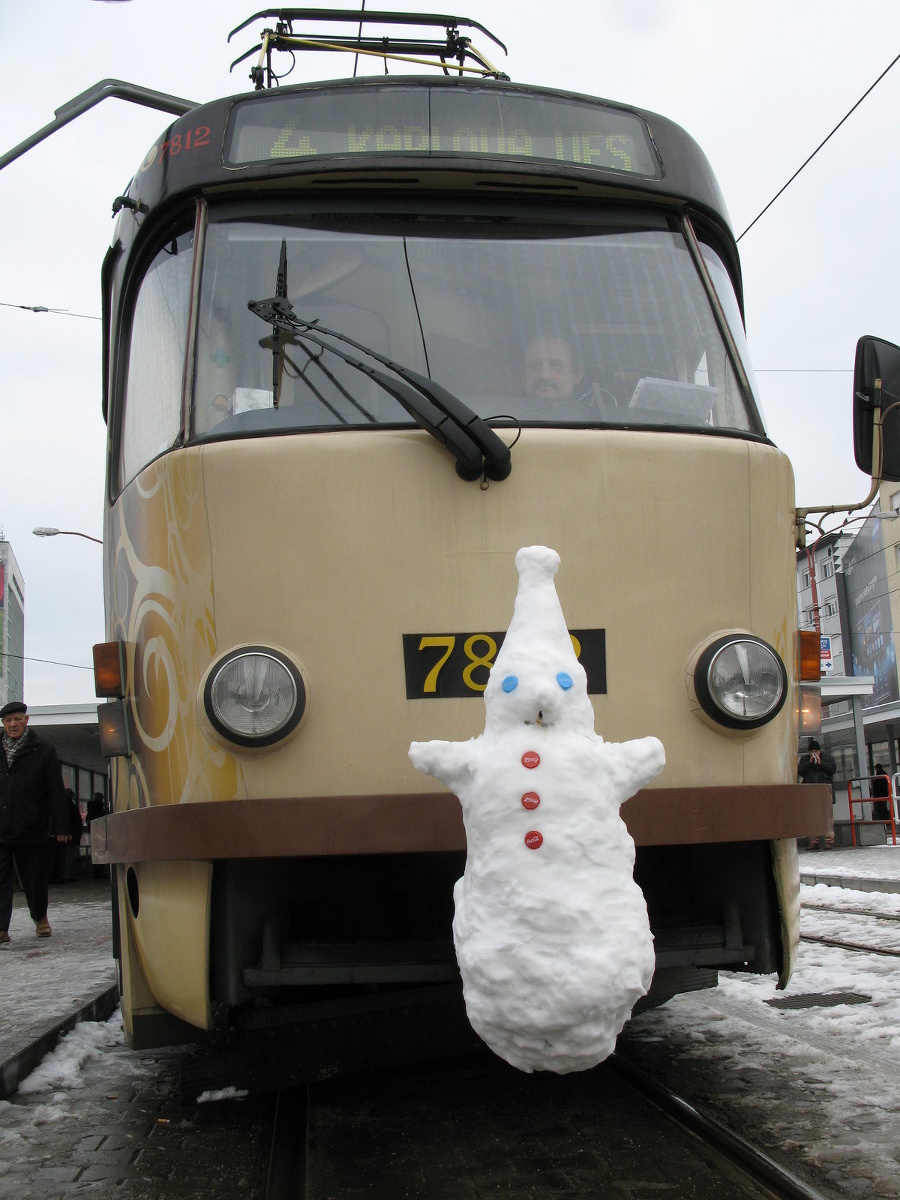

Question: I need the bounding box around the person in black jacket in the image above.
[872,765,892,822]
[798,738,836,850]
[0,701,70,943]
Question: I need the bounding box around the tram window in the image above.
[191,219,763,443]
[700,243,766,427]
[119,231,194,491]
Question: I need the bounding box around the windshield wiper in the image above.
[248,266,511,482]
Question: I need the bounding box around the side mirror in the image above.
[853,335,900,482]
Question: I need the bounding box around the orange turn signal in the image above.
[93,641,126,698]
[799,630,821,682]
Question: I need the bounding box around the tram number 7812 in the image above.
[402,629,607,698]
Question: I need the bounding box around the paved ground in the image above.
[1,846,898,1197]
[619,843,900,1199]
[0,878,117,1098]
[1,878,271,1198]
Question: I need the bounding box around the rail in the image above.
[847,774,898,847]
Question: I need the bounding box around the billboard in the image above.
[820,634,833,675]
[842,514,899,707]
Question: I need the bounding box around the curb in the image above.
[0,983,120,1100]
[800,871,900,895]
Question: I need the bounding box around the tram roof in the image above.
[121,75,734,238]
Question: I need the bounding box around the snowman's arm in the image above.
[409,739,476,793]
[601,736,666,802]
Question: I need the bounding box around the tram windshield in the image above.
[187,214,764,444]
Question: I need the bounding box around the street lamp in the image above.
[33,526,102,545]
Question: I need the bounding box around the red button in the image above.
[524,830,543,850]
[521,792,540,810]
[522,751,540,769]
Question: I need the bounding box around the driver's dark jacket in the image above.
[0,731,68,843]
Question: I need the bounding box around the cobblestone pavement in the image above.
[0,880,117,1083]
[1,1028,272,1199]
[618,846,900,1200]
[2,849,899,1198]
[618,985,900,1200]
[1,881,272,1198]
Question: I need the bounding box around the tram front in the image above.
[96,77,825,1049]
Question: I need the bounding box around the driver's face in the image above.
[523,335,584,402]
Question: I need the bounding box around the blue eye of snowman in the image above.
[557,672,573,690]
[502,675,518,693]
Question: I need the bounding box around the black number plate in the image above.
[403,629,606,699]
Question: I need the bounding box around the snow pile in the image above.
[196,1086,250,1104]
[18,1008,125,1094]
[410,545,665,1073]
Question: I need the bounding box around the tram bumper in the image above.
[94,784,824,1047]
[92,782,830,862]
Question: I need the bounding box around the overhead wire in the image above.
[0,302,100,320]
[737,48,900,241]
[353,0,366,78]
[1,651,93,672]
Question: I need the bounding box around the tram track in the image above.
[262,1051,831,1200]
[801,902,900,921]
[800,931,900,957]
[800,897,900,957]
[801,900,900,923]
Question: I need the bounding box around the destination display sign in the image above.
[226,86,660,178]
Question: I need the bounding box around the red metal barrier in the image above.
[847,774,898,847]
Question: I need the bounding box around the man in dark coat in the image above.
[0,701,70,943]
[798,737,836,850]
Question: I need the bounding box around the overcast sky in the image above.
[2,0,899,704]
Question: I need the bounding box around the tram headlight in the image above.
[693,635,787,730]
[203,647,307,747]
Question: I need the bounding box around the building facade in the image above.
[797,502,900,824]
[795,529,855,677]
[0,535,25,709]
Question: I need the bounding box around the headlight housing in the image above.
[693,635,787,730]
[204,647,306,747]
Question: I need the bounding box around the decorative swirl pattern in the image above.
[105,452,243,812]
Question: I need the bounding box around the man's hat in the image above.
[0,701,27,718]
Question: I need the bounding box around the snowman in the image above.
[409,545,665,1073]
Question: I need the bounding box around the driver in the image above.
[523,332,586,403]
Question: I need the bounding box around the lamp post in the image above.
[33,526,102,545]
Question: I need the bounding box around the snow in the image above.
[0,881,117,1077]
[621,850,900,1194]
[17,1009,125,1095]
[410,546,665,1074]
[196,1086,250,1104]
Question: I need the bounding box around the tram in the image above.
[76,10,841,1067]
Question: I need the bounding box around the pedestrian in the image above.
[0,701,70,944]
[872,765,891,822]
[798,738,836,850]
[56,789,83,881]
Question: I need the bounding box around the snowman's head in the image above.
[484,546,595,734]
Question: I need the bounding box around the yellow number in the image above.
[462,635,498,693]
[570,633,582,659]
[419,636,456,693]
